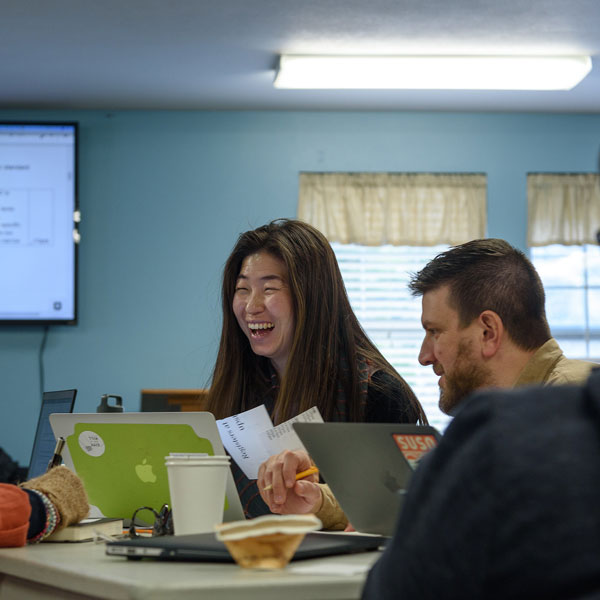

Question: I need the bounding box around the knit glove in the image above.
[22,466,89,531]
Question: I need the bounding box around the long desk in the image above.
[0,540,381,600]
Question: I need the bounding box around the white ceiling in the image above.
[2,0,600,112]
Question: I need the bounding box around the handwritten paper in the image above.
[217,405,324,479]
[217,405,273,479]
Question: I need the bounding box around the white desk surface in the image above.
[0,540,382,600]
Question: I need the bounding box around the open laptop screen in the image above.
[27,389,77,479]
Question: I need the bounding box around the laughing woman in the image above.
[206,219,427,527]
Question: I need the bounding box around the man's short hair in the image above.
[408,238,551,350]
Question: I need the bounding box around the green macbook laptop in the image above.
[49,412,245,523]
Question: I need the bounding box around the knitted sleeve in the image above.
[314,483,348,530]
[21,466,89,531]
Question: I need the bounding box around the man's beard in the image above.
[439,339,493,415]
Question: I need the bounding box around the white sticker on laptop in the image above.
[78,431,106,457]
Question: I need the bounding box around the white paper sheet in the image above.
[217,405,324,479]
[217,405,273,479]
[287,562,373,576]
[259,406,324,456]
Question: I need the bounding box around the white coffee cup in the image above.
[165,454,231,535]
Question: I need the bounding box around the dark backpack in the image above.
[0,447,27,484]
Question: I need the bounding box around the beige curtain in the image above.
[528,173,600,246]
[297,172,487,246]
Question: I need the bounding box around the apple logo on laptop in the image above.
[383,470,403,495]
[135,458,157,483]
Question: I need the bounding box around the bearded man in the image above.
[409,238,593,415]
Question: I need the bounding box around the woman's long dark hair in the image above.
[206,219,427,425]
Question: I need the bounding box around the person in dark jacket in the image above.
[362,367,600,599]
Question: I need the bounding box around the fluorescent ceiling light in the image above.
[274,55,592,90]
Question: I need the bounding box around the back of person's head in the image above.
[409,238,551,351]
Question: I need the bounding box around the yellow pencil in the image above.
[263,466,319,492]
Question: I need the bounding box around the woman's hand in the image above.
[257,449,321,515]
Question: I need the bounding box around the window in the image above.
[298,171,488,432]
[531,244,600,360]
[528,172,600,362]
[298,172,487,430]
[332,242,452,431]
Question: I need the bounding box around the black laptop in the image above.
[106,531,384,561]
[27,389,77,479]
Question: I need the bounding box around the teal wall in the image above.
[1,109,600,465]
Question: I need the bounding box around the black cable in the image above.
[39,326,49,402]
[129,506,159,537]
[128,504,173,537]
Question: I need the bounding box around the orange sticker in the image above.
[392,434,437,469]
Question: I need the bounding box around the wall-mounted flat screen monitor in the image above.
[0,122,78,325]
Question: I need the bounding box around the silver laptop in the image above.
[50,412,245,523]
[293,422,441,536]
